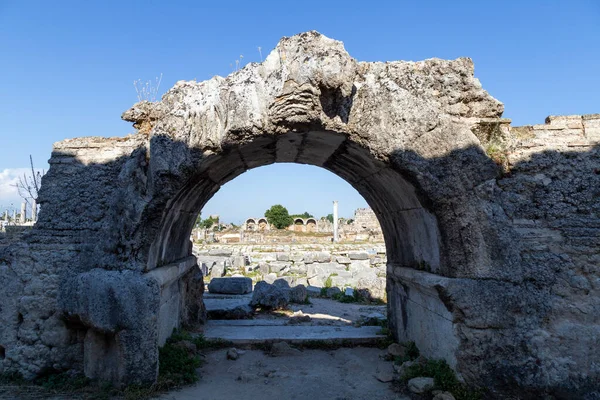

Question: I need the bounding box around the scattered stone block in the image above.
[226,348,240,360]
[232,255,246,268]
[289,284,307,303]
[408,377,435,394]
[304,251,331,263]
[208,277,252,294]
[207,304,254,320]
[210,262,226,279]
[357,312,386,326]
[269,261,290,274]
[306,286,322,297]
[276,253,289,262]
[209,248,233,256]
[348,251,369,260]
[263,273,278,284]
[326,287,342,298]
[237,372,256,382]
[270,341,300,356]
[258,262,270,275]
[375,369,394,382]
[250,281,290,309]
[336,256,351,264]
[387,343,407,358]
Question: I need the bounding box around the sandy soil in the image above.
[158,347,408,400]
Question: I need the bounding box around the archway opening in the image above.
[293,218,305,232]
[306,218,317,233]
[257,218,269,231]
[148,130,443,354]
[244,218,257,231]
[192,161,391,336]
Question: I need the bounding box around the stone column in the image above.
[4,210,7,222]
[31,200,38,223]
[20,202,26,224]
[13,209,17,223]
[333,200,339,242]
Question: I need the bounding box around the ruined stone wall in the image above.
[480,114,599,394]
[350,208,381,231]
[194,243,387,300]
[0,31,597,397]
[0,135,150,379]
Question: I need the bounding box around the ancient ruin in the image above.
[0,31,598,397]
[201,206,383,243]
[195,242,388,301]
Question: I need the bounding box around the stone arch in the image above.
[148,138,444,273]
[4,31,558,396]
[257,218,269,231]
[293,218,305,232]
[244,218,257,231]
[306,218,317,232]
[101,32,509,385]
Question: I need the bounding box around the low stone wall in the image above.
[194,243,387,300]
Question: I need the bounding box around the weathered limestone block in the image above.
[232,255,246,268]
[349,259,371,273]
[268,261,291,273]
[210,261,226,279]
[208,277,252,294]
[289,285,308,303]
[60,269,160,384]
[208,248,232,256]
[303,251,331,263]
[263,273,278,284]
[250,281,289,310]
[289,262,307,275]
[276,253,289,262]
[583,114,600,142]
[356,277,386,301]
[258,262,270,275]
[348,251,369,260]
[336,256,351,264]
[180,268,207,326]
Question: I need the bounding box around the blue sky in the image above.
[0,0,598,221]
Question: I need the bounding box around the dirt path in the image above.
[158,347,408,400]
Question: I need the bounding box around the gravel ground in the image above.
[158,347,408,400]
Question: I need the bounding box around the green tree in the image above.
[265,204,293,229]
[195,213,217,229]
[325,213,334,224]
[290,211,314,219]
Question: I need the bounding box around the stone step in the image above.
[207,319,289,326]
[200,321,386,345]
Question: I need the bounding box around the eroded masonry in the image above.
[0,31,598,398]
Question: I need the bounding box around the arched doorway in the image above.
[4,31,532,393]
[244,218,257,231]
[257,218,269,231]
[306,218,317,232]
[293,218,305,232]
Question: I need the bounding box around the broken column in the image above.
[20,202,26,224]
[333,200,339,242]
[31,200,37,223]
